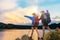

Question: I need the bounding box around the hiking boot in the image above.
[38,37,40,40]
[41,37,43,40]
[29,37,33,40]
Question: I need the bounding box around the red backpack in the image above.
[34,16,39,24]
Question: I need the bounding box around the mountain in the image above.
[53,16,60,19]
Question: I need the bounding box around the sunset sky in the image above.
[0,0,60,25]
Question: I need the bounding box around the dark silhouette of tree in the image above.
[0,22,60,29]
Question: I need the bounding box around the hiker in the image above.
[24,13,40,40]
[39,10,51,40]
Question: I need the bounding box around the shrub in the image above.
[44,29,60,40]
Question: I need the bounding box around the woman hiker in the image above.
[24,13,40,40]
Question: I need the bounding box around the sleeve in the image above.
[24,16,33,20]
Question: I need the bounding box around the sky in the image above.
[0,0,60,25]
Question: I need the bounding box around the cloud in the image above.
[0,0,38,24]
[0,0,60,24]
[0,6,38,24]
[0,0,17,11]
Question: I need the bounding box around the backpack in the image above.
[44,13,51,23]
